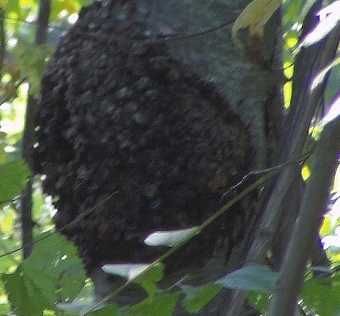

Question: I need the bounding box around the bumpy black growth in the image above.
[34,0,253,271]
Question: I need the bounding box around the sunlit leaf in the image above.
[320,214,332,236]
[216,265,279,294]
[3,0,18,14]
[0,237,20,271]
[0,0,7,8]
[0,158,30,202]
[232,0,281,45]
[283,81,292,108]
[285,31,299,48]
[282,0,303,27]
[50,0,85,21]
[0,207,15,235]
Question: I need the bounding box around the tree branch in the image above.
[21,0,51,259]
[226,2,340,313]
[269,114,340,315]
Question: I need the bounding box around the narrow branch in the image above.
[269,115,340,315]
[0,7,5,79]
[21,0,51,259]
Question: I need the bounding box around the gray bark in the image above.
[144,0,282,168]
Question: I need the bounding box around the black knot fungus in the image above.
[33,0,255,272]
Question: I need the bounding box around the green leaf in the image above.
[2,232,86,314]
[2,266,48,315]
[4,0,18,14]
[232,0,281,45]
[129,292,180,316]
[181,284,222,313]
[301,276,340,316]
[0,302,10,315]
[282,0,303,27]
[23,232,86,301]
[0,237,20,272]
[247,291,270,313]
[320,214,333,236]
[134,263,164,297]
[50,0,83,21]
[0,159,30,202]
[0,206,15,236]
[11,39,52,97]
[216,265,279,294]
[88,304,118,316]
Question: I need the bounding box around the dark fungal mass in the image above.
[34,0,254,272]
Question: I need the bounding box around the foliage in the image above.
[0,0,92,314]
[232,0,281,46]
[0,158,29,202]
[11,38,52,97]
[216,265,279,294]
[2,232,86,315]
[0,0,339,315]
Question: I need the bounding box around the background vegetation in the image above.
[0,0,339,315]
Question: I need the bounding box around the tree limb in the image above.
[226,3,340,313]
[21,0,51,258]
[269,114,340,316]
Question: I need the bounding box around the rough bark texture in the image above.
[33,0,282,314]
